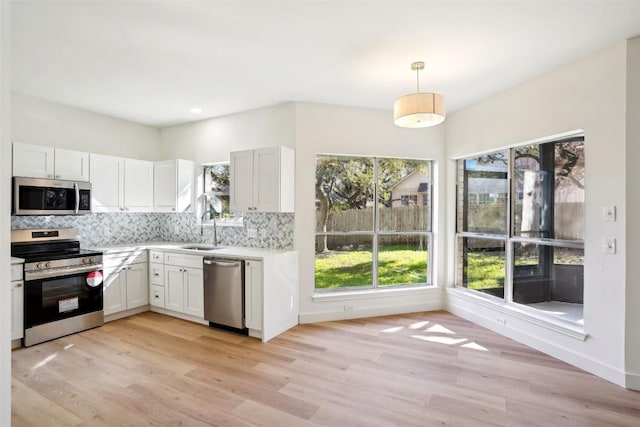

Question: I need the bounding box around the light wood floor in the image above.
[11,311,640,426]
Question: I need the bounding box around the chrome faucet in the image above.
[200,210,209,237]
[200,210,219,246]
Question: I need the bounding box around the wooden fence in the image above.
[315,206,430,251]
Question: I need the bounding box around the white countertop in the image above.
[11,257,24,264]
[89,241,296,260]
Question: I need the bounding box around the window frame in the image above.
[202,162,243,226]
[455,132,585,314]
[315,154,434,291]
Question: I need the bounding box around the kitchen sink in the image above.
[180,245,221,251]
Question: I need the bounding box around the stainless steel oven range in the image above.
[11,228,104,347]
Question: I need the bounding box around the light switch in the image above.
[603,206,616,222]
[603,238,616,254]
[247,228,258,238]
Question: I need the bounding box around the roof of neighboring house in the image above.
[389,170,429,191]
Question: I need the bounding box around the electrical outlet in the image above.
[247,228,258,238]
[603,238,616,254]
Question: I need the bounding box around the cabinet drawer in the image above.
[149,250,163,263]
[104,249,148,268]
[164,252,203,269]
[149,263,164,285]
[11,264,23,281]
[150,285,165,308]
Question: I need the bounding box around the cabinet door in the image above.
[12,142,54,178]
[54,148,90,181]
[165,265,185,312]
[90,154,124,212]
[229,149,255,212]
[126,263,149,309]
[183,267,204,318]
[104,267,127,316]
[176,159,195,212]
[253,147,280,212]
[244,260,263,330]
[124,159,154,212]
[11,281,24,340]
[153,160,177,212]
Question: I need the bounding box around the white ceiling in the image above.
[11,0,640,128]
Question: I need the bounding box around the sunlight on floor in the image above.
[426,324,454,334]
[32,353,57,370]
[408,321,429,329]
[379,320,490,352]
[31,344,74,370]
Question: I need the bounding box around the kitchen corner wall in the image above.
[11,212,294,250]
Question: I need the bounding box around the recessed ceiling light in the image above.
[190,107,203,114]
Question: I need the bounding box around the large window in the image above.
[315,155,432,290]
[456,134,585,323]
[203,163,242,225]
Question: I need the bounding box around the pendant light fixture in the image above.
[393,61,445,128]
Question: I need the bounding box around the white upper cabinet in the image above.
[53,148,90,181]
[13,142,89,181]
[90,154,154,212]
[154,159,195,212]
[124,159,154,212]
[230,146,294,213]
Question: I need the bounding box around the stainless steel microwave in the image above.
[12,177,92,215]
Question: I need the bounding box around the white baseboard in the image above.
[447,297,628,389]
[299,301,443,324]
[104,305,149,323]
[149,306,209,326]
[625,372,640,391]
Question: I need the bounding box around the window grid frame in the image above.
[315,155,434,291]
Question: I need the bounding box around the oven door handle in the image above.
[25,264,103,281]
[74,182,80,214]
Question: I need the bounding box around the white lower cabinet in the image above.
[152,251,204,320]
[165,264,204,318]
[244,260,263,331]
[11,263,24,341]
[104,251,149,316]
[149,260,165,308]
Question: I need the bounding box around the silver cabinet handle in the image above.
[15,283,22,288]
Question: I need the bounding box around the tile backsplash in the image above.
[11,212,295,249]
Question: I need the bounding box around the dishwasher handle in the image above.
[204,259,242,267]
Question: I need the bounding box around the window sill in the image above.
[446,287,587,341]
[313,285,440,303]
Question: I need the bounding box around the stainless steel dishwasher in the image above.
[203,257,246,331]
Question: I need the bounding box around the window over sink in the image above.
[203,163,243,226]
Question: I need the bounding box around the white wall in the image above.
[159,103,296,163]
[12,92,160,160]
[294,102,447,322]
[625,36,640,389]
[0,1,11,424]
[159,100,448,322]
[445,42,631,387]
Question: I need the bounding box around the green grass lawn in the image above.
[465,252,505,290]
[315,245,427,289]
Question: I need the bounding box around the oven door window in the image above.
[25,270,103,328]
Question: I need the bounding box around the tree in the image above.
[315,156,429,253]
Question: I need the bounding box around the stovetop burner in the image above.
[10,227,102,263]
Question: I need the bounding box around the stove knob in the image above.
[46,262,51,268]
[37,262,45,269]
